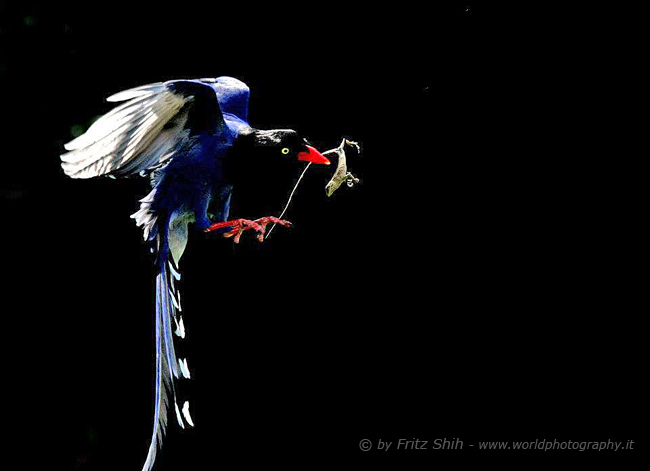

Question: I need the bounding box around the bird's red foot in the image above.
[205,217,291,243]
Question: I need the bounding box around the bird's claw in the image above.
[253,216,292,242]
[222,219,264,244]
[205,217,291,243]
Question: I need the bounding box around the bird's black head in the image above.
[223,128,331,215]
[249,129,331,165]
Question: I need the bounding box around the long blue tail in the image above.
[142,223,193,471]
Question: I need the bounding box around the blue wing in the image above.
[60,77,250,179]
[197,76,251,135]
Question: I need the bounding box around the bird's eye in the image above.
[281,147,290,155]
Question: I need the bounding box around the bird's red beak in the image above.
[297,145,330,165]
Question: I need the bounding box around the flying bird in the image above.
[60,77,331,470]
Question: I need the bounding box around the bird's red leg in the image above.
[205,217,291,243]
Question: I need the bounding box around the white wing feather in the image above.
[61,88,187,179]
[106,82,165,102]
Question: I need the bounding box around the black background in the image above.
[1,1,642,469]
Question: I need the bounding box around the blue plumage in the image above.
[61,76,330,471]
